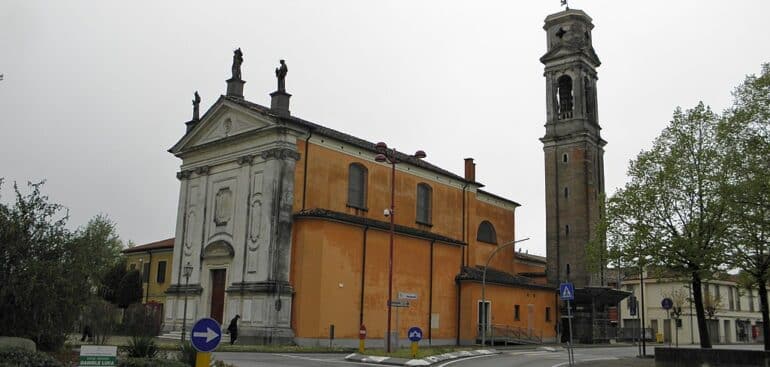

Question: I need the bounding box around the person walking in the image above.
[227,315,240,345]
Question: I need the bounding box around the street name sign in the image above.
[388,300,410,307]
[191,317,222,352]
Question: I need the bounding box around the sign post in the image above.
[661,298,673,347]
[408,327,423,358]
[359,324,367,353]
[560,282,575,367]
[190,318,222,367]
[79,345,117,367]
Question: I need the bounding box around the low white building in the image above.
[619,273,765,345]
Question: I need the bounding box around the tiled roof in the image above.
[456,265,554,290]
[294,208,465,246]
[173,95,522,209]
[224,96,470,182]
[123,238,175,254]
[515,252,547,264]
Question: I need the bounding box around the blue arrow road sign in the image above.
[560,283,575,301]
[190,318,222,352]
[408,326,423,342]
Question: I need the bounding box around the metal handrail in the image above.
[478,323,543,345]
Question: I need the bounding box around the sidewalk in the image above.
[576,356,654,367]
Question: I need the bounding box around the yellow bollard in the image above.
[411,341,418,358]
[195,352,210,367]
[359,339,365,353]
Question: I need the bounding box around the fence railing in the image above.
[477,324,543,345]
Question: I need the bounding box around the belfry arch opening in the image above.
[557,75,574,119]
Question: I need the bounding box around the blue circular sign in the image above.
[408,326,423,342]
[190,318,222,352]
[661,297,674,310]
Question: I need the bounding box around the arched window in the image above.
[416,183,432,225]
[557,75,574,119]
[477,221,497,244]
[347,163,367,209]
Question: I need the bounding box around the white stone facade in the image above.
[164,97,301,342]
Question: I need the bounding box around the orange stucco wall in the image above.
[291,217,464,341]
[290,138,556,344]
[460,282,557,342]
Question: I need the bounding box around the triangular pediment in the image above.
[170,97,277,154]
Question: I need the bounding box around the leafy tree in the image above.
[719,63,770,349]
[604,103,729,348]
[0,181,124,350]
[101,258,128,304]
[118,270,143,309]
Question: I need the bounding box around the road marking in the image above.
[273,354,390,366]
[551,356,618,367]
[435,354,497,367]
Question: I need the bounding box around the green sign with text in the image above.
[79,345,117,367]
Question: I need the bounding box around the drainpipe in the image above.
[145,250,152,303]
[428,240,435,345]
[359,225,369,327]
[301,130,313,210]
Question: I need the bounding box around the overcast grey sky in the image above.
[1,1,768,255]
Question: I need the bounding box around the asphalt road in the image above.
[213,344,765,367]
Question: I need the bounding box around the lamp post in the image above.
[480,237,530,346]
[374,141,426,353]
[684,284,694,344]
[181,262,193,343]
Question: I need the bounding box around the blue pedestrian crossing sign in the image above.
[560,282,575,301]
[190,318,222,352]
[408,326,423,342]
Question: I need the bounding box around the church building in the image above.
[160,6,617,347]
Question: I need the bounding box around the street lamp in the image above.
[480,237,530,346]
[633,255,651,358]
[683,284,694,344]
[181,261,193,343]
[375,141,426,353]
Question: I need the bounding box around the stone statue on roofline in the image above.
[275,59,288,92]
[192,91,201,121]
[231,48,244,80]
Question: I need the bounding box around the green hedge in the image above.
[0,348,63,367]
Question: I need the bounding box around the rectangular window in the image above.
[728,286,734,311]
[749,290,755,312]
[736,287,742,311]
[546,307,551,322]
[416,183,432,225]
[142,263,150,282]
[514,305,520,321]
[156,261,167,283]
[715,285,721,304]
[347,164,367,209]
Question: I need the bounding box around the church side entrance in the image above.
[210,269,226,324]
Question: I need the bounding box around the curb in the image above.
[345,349,500,366]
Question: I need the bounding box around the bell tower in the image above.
[541,9,606,288]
